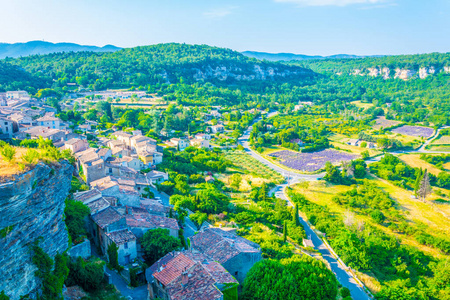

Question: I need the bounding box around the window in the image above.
[124,242,128,249]
[235,271,238,276]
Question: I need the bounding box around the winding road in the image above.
[236,113,450,299]
[238,113,371,300]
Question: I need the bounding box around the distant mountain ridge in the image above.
[0,41,121,59]
[242,51,367,61]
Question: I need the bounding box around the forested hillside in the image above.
[295,52,450,79]
[2,43,315,91]
[0,61,51,92]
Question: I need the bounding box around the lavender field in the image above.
[269,149,359,172]
[391,125,434,138]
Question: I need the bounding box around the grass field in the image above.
[431,135,450,145]
[398,154,443,176]
[292,175,450,259]
[426,145,450,152]
[351,100,374,110]
[331,141,382,156]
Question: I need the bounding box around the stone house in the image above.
[112,131,133,147]
[189,228,262,283]
[190,138,210,149]
[346,139,361,147]
[138,149,163,166]
[0,117,14,138]
[125,211,179,239]
[169,138,189,151]
[90,206,128,255]
[64,138,89,153]
[194,133,211,140]
[106,229,137,265]
[76,148,105,185]
[208,125,224,134]
[22,126,66,142]
[36,114,64,130]
[146,251,238,300]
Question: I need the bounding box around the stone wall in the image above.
[68,239,91,260]
[0,161,73,299]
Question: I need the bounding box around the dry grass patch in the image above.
[398,154,442,176]
[0,147,43,178]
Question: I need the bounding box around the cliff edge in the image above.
[0,161,73,299]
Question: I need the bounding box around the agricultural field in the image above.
[398,154,443,176]
[224,151,284,183]
[331,141,382,157]
[431,135,450,145]
[391,125,434,138]
[372,116,403,130]
[351,100,374,110]
[268,149,359,172]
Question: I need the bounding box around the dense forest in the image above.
[2,43,315,91]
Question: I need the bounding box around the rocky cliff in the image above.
[0,161,73,299]
[346,66,448,80]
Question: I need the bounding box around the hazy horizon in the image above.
[1,0,449,56]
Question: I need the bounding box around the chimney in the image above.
[181,267,188,286]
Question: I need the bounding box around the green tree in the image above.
[141,228,182,265]
[293,204,300,226]
[107,242,121,270]
[283,220,287,243]
[64,199,90,244]
[0,291,10,300]
[189,211,208,229]
[242,256,337,300]
[0,144,16,163]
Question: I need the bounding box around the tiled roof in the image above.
[150,251,237,300]
[91,206,124,229]
[85,197,110,214]
[106,229,136,245]
[190,228,261,264]
[73,188,102,203]
[37,115,60,122]
[126,213,179,231]
[168,263,223,300]
[153,253,196,286]
[65,138,82,145]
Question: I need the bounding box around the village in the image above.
[0,89,266,300]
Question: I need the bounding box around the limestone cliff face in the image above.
[342,65,449,80]
[0,161,73,300]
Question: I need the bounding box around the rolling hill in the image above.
[0,43,316,92]
[242,51,363,61]
[0,41,121,59]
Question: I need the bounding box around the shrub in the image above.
[0,144,16,162]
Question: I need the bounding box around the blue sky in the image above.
[1,0,449,55]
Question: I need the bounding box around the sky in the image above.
[0,0,449,56]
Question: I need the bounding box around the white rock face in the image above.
[419,67,428,79]
[368,68,379,77]
[192,64,305,82]
[382,67,390,79]
[394,68,416,80]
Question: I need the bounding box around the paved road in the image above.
[105,268,148,300]
[238,113,371,300]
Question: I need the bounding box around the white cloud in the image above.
[203,6,237,19]
[274,0,386,7]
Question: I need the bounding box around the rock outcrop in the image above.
[341,65,449,80]
[0,161,73,299]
